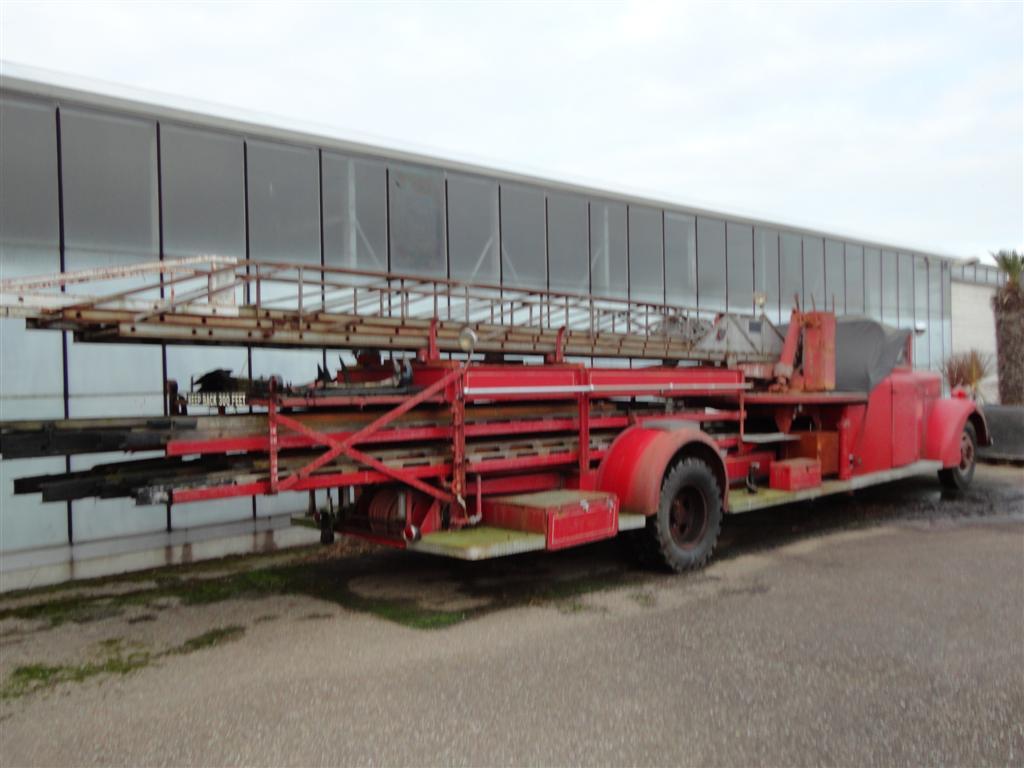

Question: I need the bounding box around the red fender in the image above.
[596,424,728,516]
[925,397,991,468]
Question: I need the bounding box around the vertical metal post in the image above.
[578,390,591,480]
[451,374,467,526]
[268,378,279,494]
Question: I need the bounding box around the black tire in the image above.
[640,457,723,572]
[939,421,977,491]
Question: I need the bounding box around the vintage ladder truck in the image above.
[0,256,989,571]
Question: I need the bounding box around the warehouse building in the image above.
[0,65,1005,589]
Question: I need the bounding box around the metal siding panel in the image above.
[628,206,664,304]
[780,232,803,315]
[591,200,628,300]
[802,236,825,310]
[388,163,446,278]
[665,212,697,309]
[547,192,589,294]
[322,152,388,272]
[726,221,753,313]
[696,217,726,312]
[825,239,845,313]
[881,250,898,326]
[447,173,499,284]
[500,184,546,291]
[844,243,864,315]
[753,227,780,322]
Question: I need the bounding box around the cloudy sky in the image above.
[2,1,1021,260]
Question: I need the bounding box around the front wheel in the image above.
[939,421,977,491]
[641,457,723,572]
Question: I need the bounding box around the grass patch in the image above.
[1,649,150,700]
[0,597,126,628]
[171,625,245,654]
[3,626,247,700]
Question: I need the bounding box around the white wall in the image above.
[951,281,999,403]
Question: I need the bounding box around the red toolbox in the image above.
[482,490,619,551]
[769,458,822,491]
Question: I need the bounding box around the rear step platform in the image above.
[407,490,645,561]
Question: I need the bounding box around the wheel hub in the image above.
[669,487,709,550]
[959,431,975,472]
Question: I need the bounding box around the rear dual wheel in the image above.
[637,457,723,572]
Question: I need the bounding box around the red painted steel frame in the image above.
[165,352,985,557]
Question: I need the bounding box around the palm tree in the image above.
[992,250,1024,404]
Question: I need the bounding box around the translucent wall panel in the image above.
[929,259,944,368]
[0,99,63,420]
[696,217,726,312]
[942,262,952,359]
[844,244,864,315]
[547,192,589,294]
[161,125,245,260]
[753,227,780,321]
[248,140,320,263]
[726,222,753,313]
[803,236,825,310]
[160,123,251,528]
[824,239,845,313]
[780,233,803,315]
[500,185,546,290]
[864,247,882,320]
[898,253,914,328]
[881,250,898,326]
[389,164,446,278]
[629,206,664,304]
[664,212,697,308]
[0,96,69,551]
[61,108,162,393]
[590,201,628,300]
[448,174,499,284]
[247,140,323,515]
[322,153,388,272]
[60,106,165,540]
[914,255,929,369]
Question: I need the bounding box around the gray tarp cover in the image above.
[833,317,911,393]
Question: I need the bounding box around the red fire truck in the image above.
[0,257,988,571]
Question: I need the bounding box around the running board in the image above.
[408,513,646,561]
[728,460,943,514]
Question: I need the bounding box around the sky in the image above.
[1,1,1021,261]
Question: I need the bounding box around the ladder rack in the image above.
[0,256,783,363]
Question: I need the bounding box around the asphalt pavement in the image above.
[1,464,1021,767]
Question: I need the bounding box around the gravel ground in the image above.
[0,464,1021,767]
